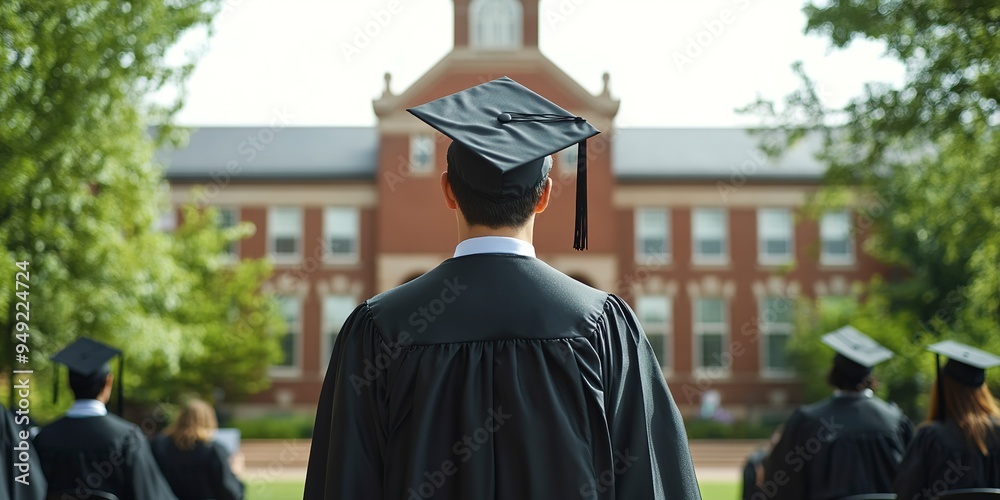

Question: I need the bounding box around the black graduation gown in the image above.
[763,394,914,500]
[742,449,766,500]
[150,434,244,500]
[34,413,177,500]
[1,404,46,500]
[304,254,701,500]
[894,418,1000,499]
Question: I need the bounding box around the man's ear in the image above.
[534,178,553,214]
[441,171,458,210]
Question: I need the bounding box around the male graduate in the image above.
[764,326,914,500]
[34,338,177,500]
[304,76,701,499]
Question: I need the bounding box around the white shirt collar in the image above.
[66,399,108,418]
[453,236,536,258]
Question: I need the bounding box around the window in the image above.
[218,207,239,258]
[760,296,794,374]
[758,208,793,265]
[635,208,670,264]
[409,134,435,175]
[274,296,301,370]
[470,0,522,49]
[156,210,177,233]
[268,207,302,260]
[694,298,728,371]
[558,146,578,174]
[324,207,359,262]
[637,295,672,370]
[820,210,854,265]
[322,296,356,368]
[693,208,728,264]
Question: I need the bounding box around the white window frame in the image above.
[217,206,240,261]
[558,146,578,174]
[759,296,795,378]
[268,207,302,264]
[692,208,729,265]
[409,134,435,175]
[156,209,177,233]
[693,297,730,376]
[324,207,360,264]
[636,295,672,374]
[758,208,794,266]
[270,295,302,377]
[469,0,523,50]
[321,295,356,371]
[635,208,671,265]
[820,210,855,266]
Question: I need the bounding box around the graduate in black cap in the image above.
[33,338,176,500]
[304,76,701,500]
[894,341,1000,499]
[764,326,914,499]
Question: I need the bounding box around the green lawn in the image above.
[246,480,737,500]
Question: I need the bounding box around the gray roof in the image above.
[157,127,378,181]
[612,128,825,181]
[157,127,825,182]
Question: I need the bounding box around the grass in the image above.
[245,480,738,500]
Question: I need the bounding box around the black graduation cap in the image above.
[51,338,124,415]
[927,341,1000,421]
[821,325,894,379]
[407,76,601,250]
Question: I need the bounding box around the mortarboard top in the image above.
[928,340,1000,388]
[407,76,601,250]
[50,337,125,415]
[51,337,120,376]
[821,325,895,369]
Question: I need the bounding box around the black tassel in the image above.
[936,353,945,421]
[53,367,59,405]
[573,140,588,251]
[116,356,124,416]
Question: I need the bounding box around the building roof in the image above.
[158,126,825,182]
[157,127,379,181]
[611,128,825,181]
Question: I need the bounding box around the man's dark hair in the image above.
[827,364,874,392]
[448,167,547,229]
[69,371,109,400]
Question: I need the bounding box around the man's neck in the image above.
[459,221,534,245]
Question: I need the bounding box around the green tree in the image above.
[0,0,282,420]
[743,1,1000,419]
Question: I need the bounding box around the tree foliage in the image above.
[0,0,282,420]
[744,1,1000,419]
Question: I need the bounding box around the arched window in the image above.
[470,0,522,49]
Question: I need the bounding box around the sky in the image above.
[163,0,908,128]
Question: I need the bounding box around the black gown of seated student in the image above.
[1,403,47,500]
[894,341,1000,500]
[150,399,244,500]
[35,338,177,500]
[765,327,914,500]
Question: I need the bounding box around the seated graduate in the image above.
[304,77,701,499]
[742,425,782,500]
[894,341,1000,499]
[151,398,244,500]
[34,338,177,500]
[2,402,46,500]
[764,326,914,500]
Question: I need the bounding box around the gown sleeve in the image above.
[124,426,178,500]
[209,442,245,500]
[2,405,47,500]
[763,409,808,500]
[893,426,933,500]
[596,295,702,499]
[304,303,387,500]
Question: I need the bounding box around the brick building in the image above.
[161,0,883,419]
